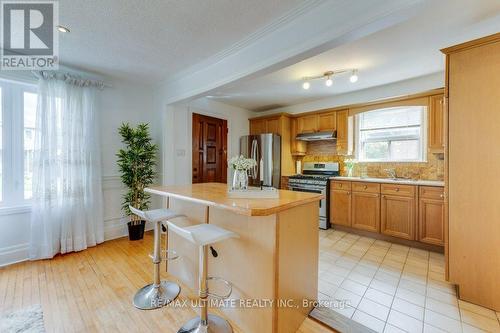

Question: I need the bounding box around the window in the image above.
[0,80,37,207]
[355,106,426,162]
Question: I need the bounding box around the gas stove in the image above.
[288,162,340,185]
[287,162,339,229]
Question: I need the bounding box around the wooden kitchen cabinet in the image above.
[318,111,337,132]
[297,114,319,134]
[418,199,444,245]
[249,118,266,135]
[295,110,339,134]
[443,33,500,310]
[381,193,416,240]
[352,191,380,232]
[248,115,295,176]
[428,94,445,153]
[330,181,351,226]
[418,186,444,246]
[264,117,280,134]
[336,110,352,155]
[249,117,280,135]
[290,118,307,155]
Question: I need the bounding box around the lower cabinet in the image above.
[418,186,445,245]
[331,180,443,246]
[330,189,351,226]
[352,192,380,232]
[381,194,416,240]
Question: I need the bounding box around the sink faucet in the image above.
[385,168,397,179]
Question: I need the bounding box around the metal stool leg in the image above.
[178,207,232,333]
[133,220,181,310]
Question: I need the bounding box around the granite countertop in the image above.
[145,183,323,216]
[330,176,444,187]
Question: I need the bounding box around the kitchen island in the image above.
[145,183,323,333]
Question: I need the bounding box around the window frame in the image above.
[0,79,37,208]
[355,106,428,163]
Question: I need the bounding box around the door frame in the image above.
[191,111,228,183]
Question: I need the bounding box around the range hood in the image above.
[296,130,337,141]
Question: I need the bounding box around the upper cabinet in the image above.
[249,118,266,135]
[249,116,280,135]
[295,111,337,134]
[318,111,337,132]
[297,114,319,133]
[428,94,445,153]
[290,118,307,156]
[336,110,353,155]
[248,115,295,176]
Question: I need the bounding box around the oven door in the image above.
[288,185,328,229]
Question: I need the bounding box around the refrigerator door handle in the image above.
[251,139,259,179]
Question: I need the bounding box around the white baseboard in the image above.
[0,218,154,268]
[0,243,29,268]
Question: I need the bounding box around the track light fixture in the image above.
[301,69,359,90]
[350,69,358,83]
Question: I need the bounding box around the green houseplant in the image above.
[116,123,158,240]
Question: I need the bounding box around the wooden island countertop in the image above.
[146,182,321,333]
[145,182,323,216]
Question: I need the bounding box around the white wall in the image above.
[162,97,257,185]
[0,76,160,267]
[258,72,444,116]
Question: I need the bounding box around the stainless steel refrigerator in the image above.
[239,134,281,188]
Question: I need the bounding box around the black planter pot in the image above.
[127,220,146,241]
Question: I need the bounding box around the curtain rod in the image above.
[32,70,112,89]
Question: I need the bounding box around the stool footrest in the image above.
[207,276,233,300]
[148,249,179,262]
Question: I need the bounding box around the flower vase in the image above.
[232,169,249,190]
[347,168,354,177]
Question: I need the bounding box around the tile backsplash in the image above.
[302,141,444,181]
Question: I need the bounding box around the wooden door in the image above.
[297,114,318,134]
[381,194,415,240]
[352,192,380,232]
[249,119,265,135]
[428,94,445,153]
[330,189,351,226]
[318,112,336,132]
[192,113,228,183]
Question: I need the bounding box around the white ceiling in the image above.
[206,0,500,111]
[58,0,304,83]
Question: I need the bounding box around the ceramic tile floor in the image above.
[318,229,500,333]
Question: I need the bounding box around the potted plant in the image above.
[116,123,158,240]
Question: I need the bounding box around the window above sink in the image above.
[355,106,427,163]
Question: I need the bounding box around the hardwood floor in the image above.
[0,232,335,333]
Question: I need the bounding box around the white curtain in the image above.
[29,72,104,260]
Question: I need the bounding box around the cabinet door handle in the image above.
[396,188,400,192]
[364,185,368,189]
[440,194,444,198]
[339,184,343,188]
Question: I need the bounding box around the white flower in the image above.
[228,155,257,171]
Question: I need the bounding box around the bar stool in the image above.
[167,214,239,333]
[130,206,185,310]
